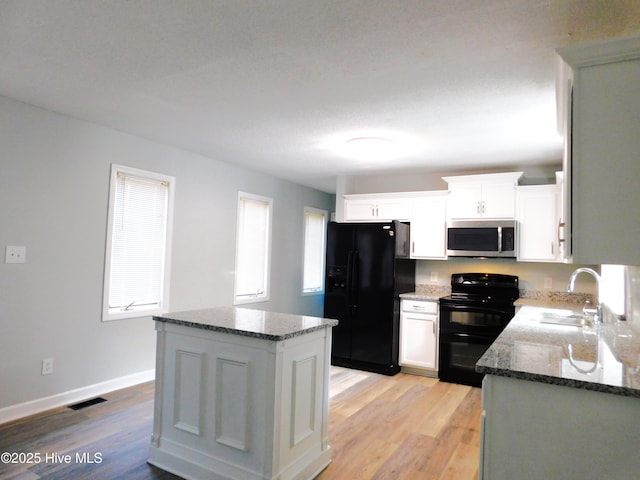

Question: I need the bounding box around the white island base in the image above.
[148,307,337,480]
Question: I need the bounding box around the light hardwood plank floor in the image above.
[0,368,481,479]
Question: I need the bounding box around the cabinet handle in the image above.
[558,221,565,244]
[372,207,375,217]
[432,321,435,334]
[412,241,415,254]
[476,201,481,214]
[482,201,486,214]
[551,242,554,255]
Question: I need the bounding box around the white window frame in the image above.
[234,192,273,305]
[302,206,328,295]
[102,164,175,321]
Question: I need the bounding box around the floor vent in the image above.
[68,397,107,410]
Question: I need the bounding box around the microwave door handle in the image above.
[497,226,502,253]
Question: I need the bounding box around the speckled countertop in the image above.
[153,306,338,341]
[477,305,640,398]
[400,285,450,301]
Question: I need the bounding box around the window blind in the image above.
[108,172,169,311]
[303,209,326,293]
[235,195,271,301]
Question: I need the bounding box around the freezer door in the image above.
[324,223,354,360]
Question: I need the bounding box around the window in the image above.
[102,164,175,321]
[234,192,272,304]
[302,207,327,295]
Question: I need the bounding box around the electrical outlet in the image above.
[544,277,553,289]
[430,271,438,282]
[5,245,27,264]
[41,358,54,376]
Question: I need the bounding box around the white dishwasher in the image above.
[399,298,438,375]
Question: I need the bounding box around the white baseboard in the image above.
[0,369,155,425]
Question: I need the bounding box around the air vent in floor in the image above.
[68,397,107,410]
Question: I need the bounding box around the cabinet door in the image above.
[375,197,409,221]
[344,196,409,221]
[517,185,559,262]
[410,195,447,259]
[571,54,640,264]
[344,198,377,221]
[447,183,482,219]
[482,182,517,219]
[400,314,437,370]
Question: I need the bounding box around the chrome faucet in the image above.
[567,267,602,323]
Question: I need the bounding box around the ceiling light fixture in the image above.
[344,136,396,161]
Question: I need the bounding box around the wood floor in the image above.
[0,368,482,480]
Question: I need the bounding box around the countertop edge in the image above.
[153,312,338,341]
[476,365,640,399]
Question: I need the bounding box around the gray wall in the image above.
[0,96,334,409]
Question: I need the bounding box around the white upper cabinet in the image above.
[557,36,640,265]
[517,184,561,262]
[409,192,447,259]
[343,193,409,222]
[443,172,523,219]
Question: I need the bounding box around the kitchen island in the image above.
[148,307,338,480]
[477,305,640,480]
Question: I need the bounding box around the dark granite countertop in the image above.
[153,306,338,341]
[477,305,640,398]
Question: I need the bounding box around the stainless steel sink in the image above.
[536,311,593,327]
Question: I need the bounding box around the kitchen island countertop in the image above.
[153,306,338,341]
[477,305,640,398]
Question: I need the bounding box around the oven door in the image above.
[438,332,494,388]
[439,301,515,337]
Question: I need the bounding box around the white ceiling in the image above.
[2,1,640,193]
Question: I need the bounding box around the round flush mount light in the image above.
[344,137,396,161]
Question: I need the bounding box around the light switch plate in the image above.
[5,245,27,264]
[430,271,438,282]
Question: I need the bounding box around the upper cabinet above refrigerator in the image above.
[556,36,640,265]
[343,193,410,222]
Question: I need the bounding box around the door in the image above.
[517,185,559,262]
[410,194,447,259]
[438,333,494,387]
[324,223,354,360]
[350,223,396,366]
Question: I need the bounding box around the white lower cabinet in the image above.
[400,299,438,373]
[480,374,640,480]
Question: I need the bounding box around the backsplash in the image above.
[415,284,450,297]
[518,290,594,305]
[415,283,594,306]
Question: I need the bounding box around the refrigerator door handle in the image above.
[350,250,360,308]
[347,250,354,308]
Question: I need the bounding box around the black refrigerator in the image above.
[324,221,415,375]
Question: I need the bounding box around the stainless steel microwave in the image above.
[446,220,516,258]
